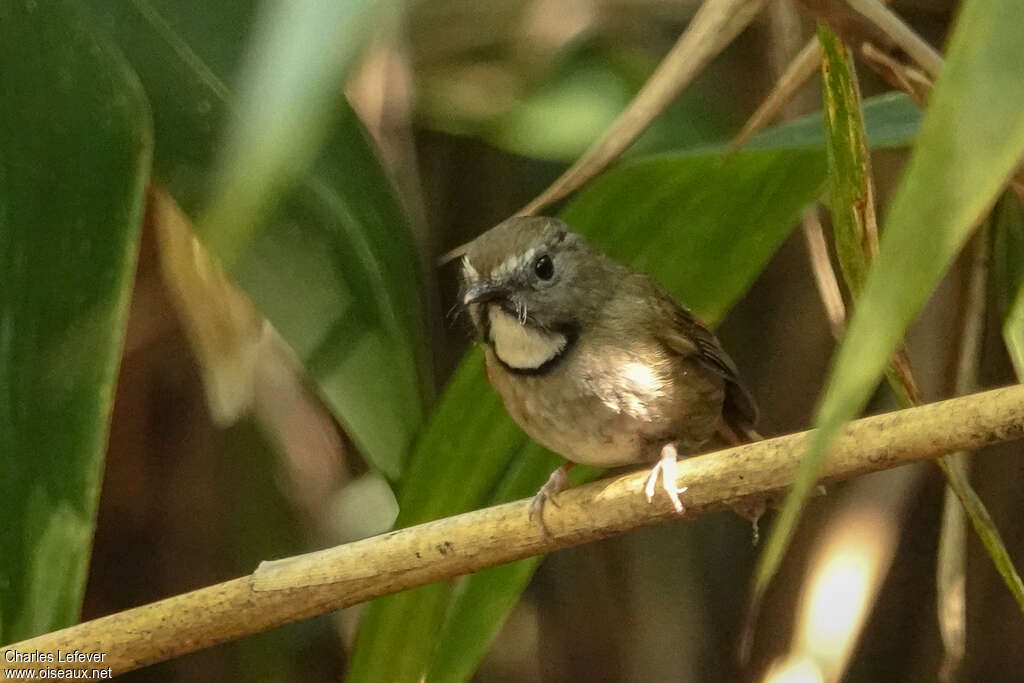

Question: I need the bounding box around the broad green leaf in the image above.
[0,0,152,642]
[347,354,529,682]
[82,0,432,477]
[350,142,828,682]
[756,0,1024,609]
[563,149,826,320]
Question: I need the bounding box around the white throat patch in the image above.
[488,308,567,370]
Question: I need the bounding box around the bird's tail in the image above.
[714,415,762,446]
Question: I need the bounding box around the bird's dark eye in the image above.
[533,254,554,280]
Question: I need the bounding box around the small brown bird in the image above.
[459,216,757,520]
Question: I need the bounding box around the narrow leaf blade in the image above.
[819,26,877,296]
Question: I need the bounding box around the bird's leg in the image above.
[529,463,574,527]
[644,443,688,514]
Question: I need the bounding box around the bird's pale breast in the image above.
[485,334,724,467]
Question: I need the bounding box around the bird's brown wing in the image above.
[655,298,759,438]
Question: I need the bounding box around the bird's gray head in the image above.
[459,216,611,369]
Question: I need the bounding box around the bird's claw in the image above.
[644,444,687,514]
[528,489,558,522]
[529,464,571,531]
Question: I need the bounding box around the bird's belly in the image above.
[515,393,656,466]
[485,350,721,467]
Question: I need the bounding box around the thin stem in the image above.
[844,0,944,78]
[937,229,990,681]
[801,205,848,339]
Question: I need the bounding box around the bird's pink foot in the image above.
[644,443,687,514]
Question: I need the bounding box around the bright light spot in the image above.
[614,361,662,417]
[788,507,899,682]
[764,654,825,683]
[802,548,873,659]
[621,361,660,393]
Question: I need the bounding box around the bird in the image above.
[458,215,758,522]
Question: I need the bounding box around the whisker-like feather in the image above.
[446,301,464,322]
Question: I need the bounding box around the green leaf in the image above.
[347,354,529,682]
[0,0,152,642]
[819,26,876,297]
[563,149,827,321]
[817,27,924,406]
[936,457,1024,609]
[424,444,556,683]
[82,0,432,478]
[755,0,1024,610]
[993,194,1024,313]
[746,91,921,152]
[350,142,828,682]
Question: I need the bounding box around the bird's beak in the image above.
[462,281,508,306]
